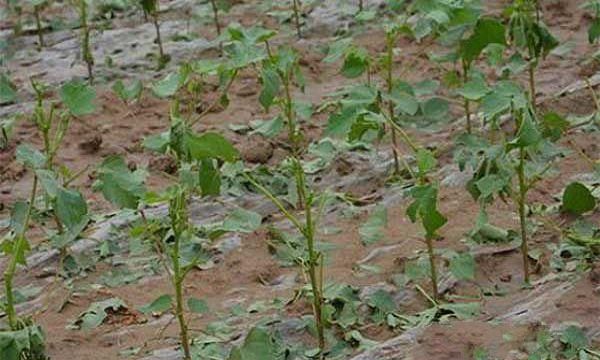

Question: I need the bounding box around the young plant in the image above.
[507,0,558,110]
[1,154,49,360]
[138,106,240,359]
[457,17,506,133]
[243,158,328,357]
[404,149,447,301]
[456,86,566,283]
[26,80,94,275]
[141,0,169,68]
[73,0,95,84]
[259,43,305,156]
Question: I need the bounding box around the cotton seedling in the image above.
[243,159,329,357]
[457,17,506,133]
[72,0,95,84]
[136,105,241,359]
[28,79,94,274]
[506,0,558,110]
[141,0,169,68]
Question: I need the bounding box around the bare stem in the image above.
[292,0,302,39]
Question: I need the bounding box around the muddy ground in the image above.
[1,0,600,359]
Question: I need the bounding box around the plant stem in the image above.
[517,146,530,284]
[292,0,302,39]
[425,233,439,301]
[528,62,536,112]
[34,6,44,50]
[4,175,38,330]
[153,14,165,62]
[294,162,325,356]
[209,0,221,36]
[386,33,400,175]
[169,191,191,360]
[79,0,94,85]
[462,60,472,134]
[359,0,364,11]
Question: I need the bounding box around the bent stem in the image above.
[4,175,38,330]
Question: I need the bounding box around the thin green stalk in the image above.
[462,60,472,134]
[153,14,165,62]
[79,0,94,85]
[425,234,439,301]
[292,0,302,39]
[386,33,400,175]
[528,62,536,112]
[359,0,364,11]
[209,0,221,36]
[34,6,44,50]
[4,175,38,330]
[517,146,530,284]
[294,163,325,355]
[169,191,191,360]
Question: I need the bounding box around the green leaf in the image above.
[139,294,172,314]
[359,205,387,245]
[367,289,396,314]
[151,71,185,98]
[507,112,542,150]
[15,144,46,169]
[458,77,489,101]
[258,67,280,111]
[589,18,600,43]
[199,159,221,196]
[35,169,59,198]
[459,17,506,66]
[222,208,262,233]
[74,298,127,330]
[407,184,447,237]
[228,327,281,360]
[416,148,437,176]
[9,201,29,236]
[390,92,419,116]
[475,174,507,198]
[112,79,143,102]
[0,73,17,104]
[60,80,96,116]
[562,182,596,215]
[187,297,209,314]
[93,155,147,209]
[184,132,239,162]
[341,48,369,78]
[541,112,569,141]
[421,97,449,120]
[250,116,284,138]
[55,188,88,230]
[449,253,475,281]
